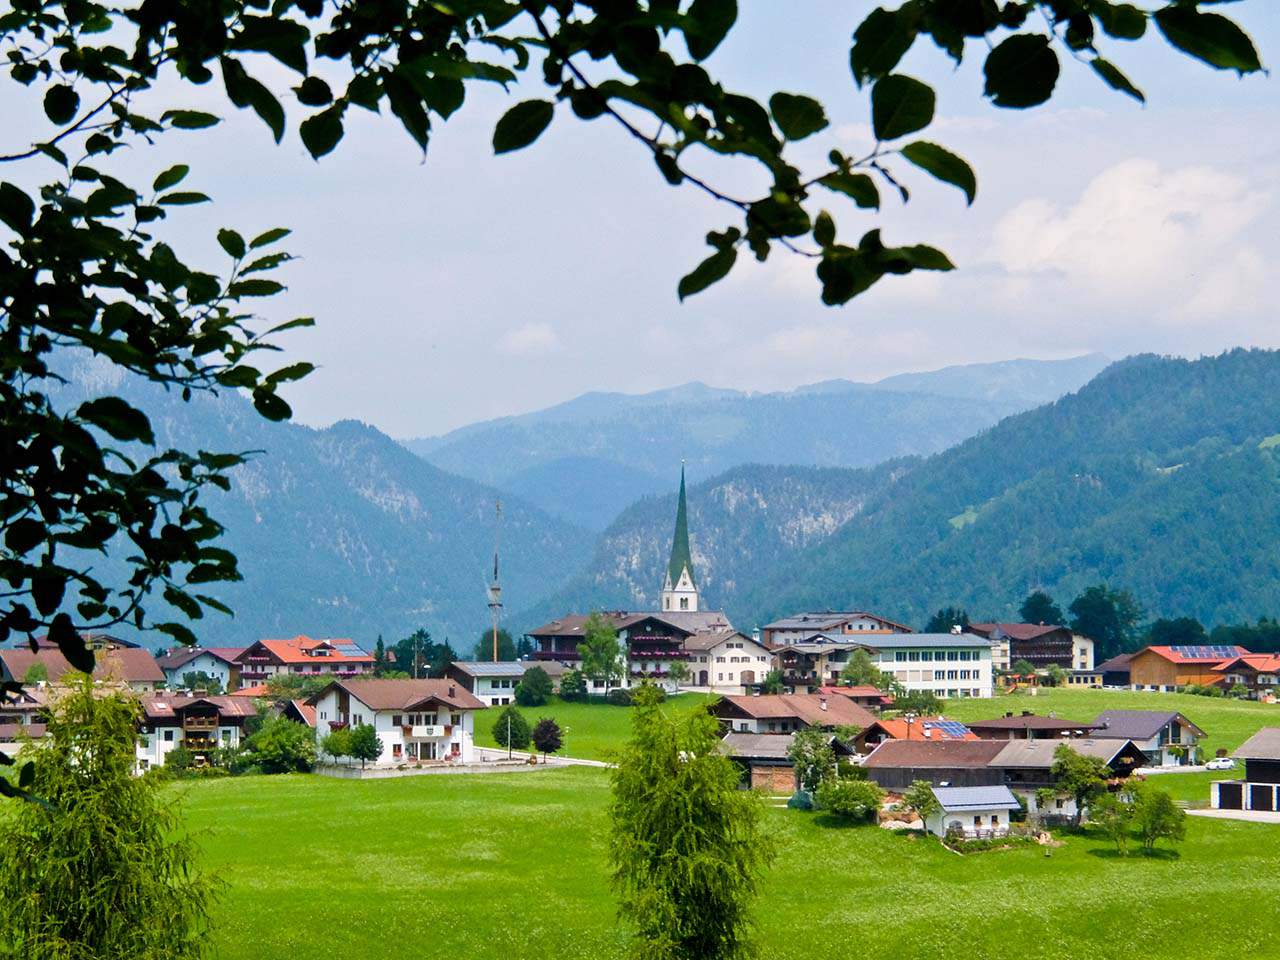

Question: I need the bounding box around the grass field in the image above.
[184,764,1280,960]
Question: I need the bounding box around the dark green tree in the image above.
[515,665,553,706]
[473,628,517,662]
[0,0,1260,712]
[893,690,943,715]
[924,607,970,633]
[902,780,941,820]
[1012,659,1036,676]
[21,661,47,684]
[320,727,353,765]
[492,704,531,751]
[559,668,588,701]
[1090,791,1133,855]
[839,648,885,687]
[815,778,884,822]
[760,669,785,695]
[0,678,212,957]
[580,612,625,696]
[373,635,387,674]
[348,723,383,769]
[1069,585,1145,660]
[246,714,316,773]
[1051,743,1111,828]
[531,716,563,761]
[610,686,774,960]
[180,670,224,695]
[1146,617,1207,646]
[1020,590,1064,625]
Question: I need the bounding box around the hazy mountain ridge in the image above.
[403,355,1111,530]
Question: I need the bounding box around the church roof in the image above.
[667,464,695,588]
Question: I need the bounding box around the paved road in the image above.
[474,746,609,768]
[1188,808,1280,824]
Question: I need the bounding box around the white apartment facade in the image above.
[867,633,995,699]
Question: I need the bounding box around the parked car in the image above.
[1205,757,1236,771]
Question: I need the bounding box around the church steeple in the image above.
[661,464,699,613]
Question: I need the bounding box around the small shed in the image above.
[927,785,1021,840]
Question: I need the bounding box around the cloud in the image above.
[497,322,562,356]
[990,158,1271,323]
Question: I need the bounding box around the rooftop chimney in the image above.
[447,684,456,698]
[950,625,962,635]
[819,697,828,711]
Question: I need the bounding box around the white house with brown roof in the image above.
[761,611,912,648]
[709,693,877,735]
[135,694,258,772]
[155,646,243,691]
[309,678,487,765]
[674,630,772,692]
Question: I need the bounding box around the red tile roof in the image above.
[817,685,894,705]
[230,683,271,698]
[140,694,259,722]
[713,694,876,729]
[1213,654,1280,674]
[1138,645,1249,665]
[860,717,978,741]
[288,699,317,726]
[236,636,373,666]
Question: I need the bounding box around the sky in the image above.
[8,5,1279,437]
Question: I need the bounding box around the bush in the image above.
[247,715,316,773]
[164,744,196,775]
[815,778,884,822]
[492,705,531,750]
[515,666,553,706]
[606,687,634,706]
[321,727,354,763]
[531,717,563,757]
[558,669,588,701]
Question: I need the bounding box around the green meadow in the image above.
[185,763,1280,960]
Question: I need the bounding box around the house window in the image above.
[393,715,402,726]
[680,597,689,610]
[908,652,920,662]
[717,673,723,682]
[739,722,749,732]
[393,744,402,758]
[163,730,174,742]
[895,652,907,662]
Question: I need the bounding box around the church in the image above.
[524,467,774,692]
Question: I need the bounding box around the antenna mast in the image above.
[488,499,503,662]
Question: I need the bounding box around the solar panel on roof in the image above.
[1171,645,1237,659]
[924,720,970,739]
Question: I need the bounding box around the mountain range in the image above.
[521,349,1280,638]
[402,354,1111,530]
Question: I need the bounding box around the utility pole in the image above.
[488,499,503,662]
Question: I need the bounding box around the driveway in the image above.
[474,746,609,768]
[1188,808,1280,824]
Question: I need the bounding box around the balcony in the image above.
[183,717,218,732]
[534,649,580,662]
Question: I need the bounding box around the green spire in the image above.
[667,464,695,588]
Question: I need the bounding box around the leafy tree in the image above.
[393,628,457,678]
[1012,658,1037,677]
[815,778,884,823]
[1131,783,1186,854]
[320,727,353,764]
[924,607,970,633]
[180,670,224,695]
[0,0,1259,720]
[559,668,588,702]
[839,648,884,687]
[667,660,691,691]
[0,678,211,957]
[1020,590,1065,625]
[1033,786,1058,820]
[348,723,383,769]
[473,627,517,662]
[610,686,773,960]
[265,672,332,702]
[492,705,531,751]
[515,665,553,706]
[531,717,563,761]
[893,690,942,715]
[1051,744,1111,827]
[1043,663,1066,688]
[902,780,941,821]
[21,661,47,684]
[1069,585,1145,661]
[1090,791,1133,856]
[760,669,785,695]
[787,727,836,792]
[1146,617,1208,647]
[579,612,625,696]
[246,714,316,773]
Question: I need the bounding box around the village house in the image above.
[926,785,1022,840]
[155,646,243,691]
[1125,644,1247,691]
[966,622,1094,672]
[966,712,1102,741]
[993,738,1147,820]
[863,739,1009,790]
[852,716,977,753]
[445,660,569,706]
[233,635,374,685]
[1091,709,1206,766]
[0,639,165,694]
[135,694,258,772]
[815,685,895,711]
[709,693,876,735]
[1211,727,1280,812]
[309,678,486,765]
[1211,653,1280,700]
[760,610,912,648]
[776,630,994,698]
[718,731,856,793]
[1096,653,1134,687]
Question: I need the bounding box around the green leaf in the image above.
[156,622,199,647]
[5,518,44,555]
[18,761,34,789]
[49,613,94,674]
[217,228,246,259]
[493,100,555,154]
[43,84,79,125]
[299,105,345,159]
[266,362,315,385]
[1154,7,1261,75]
[849,7,917,87]
[677,247,737,301]
[233,15,310,74]
[252,388,292,421]
[251,227,292,249]
[152,164,189,192]
[229,278,284,297]
[818,172,879,209]
[768,92,828,141]
[813,210,836,248]
[684,0,737,61]
[0,182,35,232]
[162,110,221,129]
[295,76,333,107]
[164,586,204,621]
[983,34,1060,109]
[816,249,881,306]
[78,396,154,444]
[158,191,211,205]
[897,244,955,271]
[1090,57,1145,103]
[871,74,935,141]
[900,141,976,205]
[222,57,286,142]
[1096,3,1147,41]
